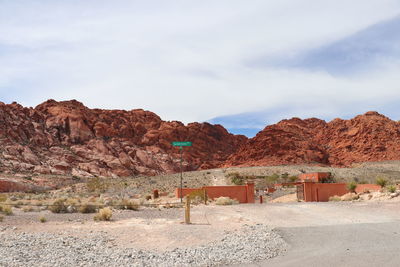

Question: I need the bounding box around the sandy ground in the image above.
[2,200,400,266]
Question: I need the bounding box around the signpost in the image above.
[172,141,192,202]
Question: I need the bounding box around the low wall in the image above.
[175,183,255,203]
[303,183,381,202]
[355,184,382,193]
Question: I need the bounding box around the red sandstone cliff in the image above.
[225,111,400,167]
[0,100,246,177]
[1,100,400,178]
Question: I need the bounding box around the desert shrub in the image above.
[49,199,68,213]
[187,189,207,204]
[227,172,244,185]
[145,195,152,201]
[358,180,368,184]
[22,206,35,212]
[116,199,139,211]
[0,215,3,222]
[78,203,97,213]
[94,207,112,221]
[341,193,359,201]
[346,181,358,193]
[387,185,397,193]
[265,173,280,184]
[215,197,239,206]
[329,195,341,202]
[87,177,109,193]
[39,216,47,223]
[0,205,13,215]
[376,177,388,188]
[289,176,298,182]
[281,173,289,183]
[0,195,7,202]
[12,201,24,208]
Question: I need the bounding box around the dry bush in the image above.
[22,206,35,212]
[49,199,68,213]
[0,215,3,222]
[94,207,113,221]
[0,195,7,202]
[187,189,207,204]
[78,203,98,213]
[341,193,359,201]
[116,199,139,211]
[87,177,109,193]
[39,216,47,223]
[329,195,341,202]
[215,197,239,205]
[0,205,13,215]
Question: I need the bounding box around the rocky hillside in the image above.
[225,111,400,167]
[0,100,246,177]
[2,100,400,178]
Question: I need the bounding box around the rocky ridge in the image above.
[0,100,246,178]
[225,111,400,167]
[2,99,400,179]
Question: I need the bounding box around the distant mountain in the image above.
[225,111,400,167]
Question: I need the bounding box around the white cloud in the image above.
[0,0,400,124]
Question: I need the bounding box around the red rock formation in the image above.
[225,111,400,167]
[0,100,246,177]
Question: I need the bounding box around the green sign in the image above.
[172,141,192,147]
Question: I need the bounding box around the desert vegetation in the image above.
[94,207,113,221]
[215,197,239,205]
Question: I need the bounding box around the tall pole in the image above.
[180,146,183,203]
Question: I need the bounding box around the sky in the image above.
[1,0,400,137]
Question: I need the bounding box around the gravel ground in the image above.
[0,224,286,267]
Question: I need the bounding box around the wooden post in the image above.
[203,189,207,205]
[185,197,191,224]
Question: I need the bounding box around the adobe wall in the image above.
[175,183,255,203]
[303,183,381,202]
[355,184,381,193]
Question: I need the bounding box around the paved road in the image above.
[244,221,400,267]
[224,202,400,267]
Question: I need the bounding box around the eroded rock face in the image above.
[225,111,400,167]
[0,100,247,177]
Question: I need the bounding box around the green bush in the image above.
[387,185,397,193]
[39,216,47,223]
[346,181,357,193]
[265,173,280,184]
[227,172,244,185]
[376,177,388,188]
